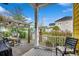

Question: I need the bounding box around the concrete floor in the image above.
[12,40,34,56]
[22,47,56,56]
[11,40,77,56]
[22,47,77,56]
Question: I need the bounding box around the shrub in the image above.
[45,40,52,47]
[18,31,26,39]
[3,31,11,37]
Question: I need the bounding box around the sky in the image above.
[0,3,73,26]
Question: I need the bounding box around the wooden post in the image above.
[28,24,31,43]
[39,28,42,42]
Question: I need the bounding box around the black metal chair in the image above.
[0,40,13,56]
[3,37,14,47]
[56,37,78,56]
[3,37,9,42]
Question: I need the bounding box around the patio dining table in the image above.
[7,37,18,46]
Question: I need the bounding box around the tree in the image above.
[0,15,6,22]
[11,6,26,21]
[53,26,60,31]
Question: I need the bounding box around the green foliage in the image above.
[17,28,28,39]
[18,31,26,39]
[10,28,28,39]
[0,15,5,22]
[3,31,11,37]
[53,26,60,31]
[18,28,28,31]
[42,30,72,36]
[50,31,72,36]
[11,28,17,32]
[13,14,25,20]
[40,36,66,47]
[45,40,53,47]
[12,6,26,21]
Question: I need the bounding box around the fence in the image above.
[40,35,66,47]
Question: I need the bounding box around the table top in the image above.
[7,37,18,40]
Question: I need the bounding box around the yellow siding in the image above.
[73,3,79,50]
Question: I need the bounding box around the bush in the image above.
[11,28,28,39]
[18,31,26,39]
[45,40,52,47]
[3,32,11,37]
[50,31,72,36]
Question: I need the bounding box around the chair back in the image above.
[3,37,10,43]
[65,37,78,49]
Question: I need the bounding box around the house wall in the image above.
[73,3,79,50]
[55,19,73,33]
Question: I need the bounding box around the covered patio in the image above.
[0,3,78,56]
[22,3,78,56]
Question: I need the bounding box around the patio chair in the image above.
[56,37,78,56]
[3,37,9,43]
[0,40,13,56]
[3,37,15,46]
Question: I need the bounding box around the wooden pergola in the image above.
[0,15,31,43]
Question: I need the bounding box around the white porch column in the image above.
[34,4,39,47]
[35,24,39,47]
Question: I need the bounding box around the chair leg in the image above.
[62,53,64,56]
[56,48,57,56]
